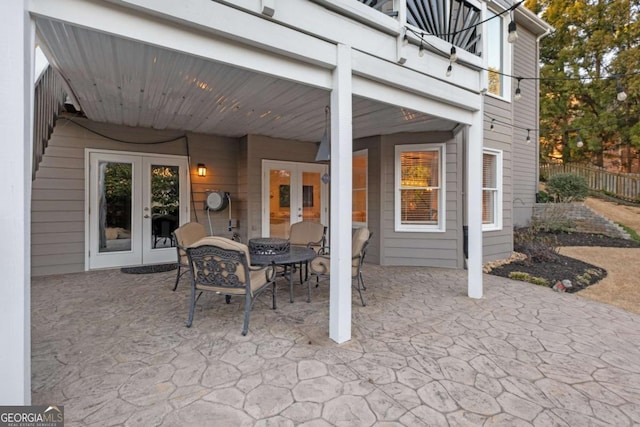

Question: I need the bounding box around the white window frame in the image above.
[352,149,368,229]
[394,143,446,232]
[485,7,513,101]
[482,148,503,231]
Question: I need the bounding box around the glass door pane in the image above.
[269,169,292,238]
[98,161,133,253]
[302,172,321,222]
[150,164,180,249]
[142,156,189,265]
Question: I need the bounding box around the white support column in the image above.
[329,44,353,343]
[467,109,483,299]
[0,0,32,404]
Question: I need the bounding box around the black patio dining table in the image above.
[249,238,317,303]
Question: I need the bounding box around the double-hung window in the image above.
[482,148,503,231]
[395,143,445,232]
[352,149,368,227]
[486,9,512,99]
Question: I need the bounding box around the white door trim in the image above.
[85,149,191,270]
[261,159,328,237]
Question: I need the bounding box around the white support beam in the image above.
[352,76,475,126]
[0,0,32,404]
[329,44,353,344]
[466,109,483,299]
[30,0,334,89]
[351,50,481,113]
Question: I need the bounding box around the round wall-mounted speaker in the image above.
[205,190,229,211]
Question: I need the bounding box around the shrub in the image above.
[546,173,589,202]
[508,271,549,287]
[514,226,559,264]
[531,217,575,233]
[536,190,552,203]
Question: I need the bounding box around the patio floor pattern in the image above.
[31,265,640,426]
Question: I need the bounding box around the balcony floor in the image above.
[32,265,640,426]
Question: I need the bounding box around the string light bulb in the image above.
[576,135,584,148]
[525,129,531,144]
[616,81,628,102]
[446,63,453,77]
[450,46,458,63]
[508,20,518,43]
[419,41,425,57]
[402,32,409,46]
[514,78,522,101]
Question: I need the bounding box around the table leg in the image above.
[289,263,294,303]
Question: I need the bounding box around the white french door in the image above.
[262,160,328,238]
[87,151,189,269]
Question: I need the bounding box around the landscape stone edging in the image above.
[532,202,631,239]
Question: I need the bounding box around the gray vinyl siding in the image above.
[31,118,239,276]
[512,28,540,227]
[483,94,515,262]
[480,26,540,261]
[378,132,463,268]
[245,134,319,240]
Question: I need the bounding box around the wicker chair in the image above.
[307,227,372,306]
[185,236,276,335]
[172,222,207,291]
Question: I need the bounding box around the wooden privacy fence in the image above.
[540,163,640,202]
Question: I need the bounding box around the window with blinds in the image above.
[482,149,502,230]
[395,143,445,232]
[352,150,368,226]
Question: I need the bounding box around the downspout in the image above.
[534,27,552,187]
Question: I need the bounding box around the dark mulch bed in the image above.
[488,232,640,293]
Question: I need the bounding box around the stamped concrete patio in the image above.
[32,265,640,426]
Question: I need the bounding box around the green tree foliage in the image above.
[526,0,639,171]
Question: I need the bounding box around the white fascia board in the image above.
[351,50,481,115]
[30,0,334,89]
[352,77,474,126]
[104,0,336,68]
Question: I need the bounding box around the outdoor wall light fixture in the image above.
[197,163,207,177]
[576,135,584,148]
[525,129,531,144]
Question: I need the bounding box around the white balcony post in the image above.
[329,44,353,343]
[467,109,483,298]
[395,0,407,64]
[0,0,32,404]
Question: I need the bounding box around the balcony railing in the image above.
[358,0,482,55]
